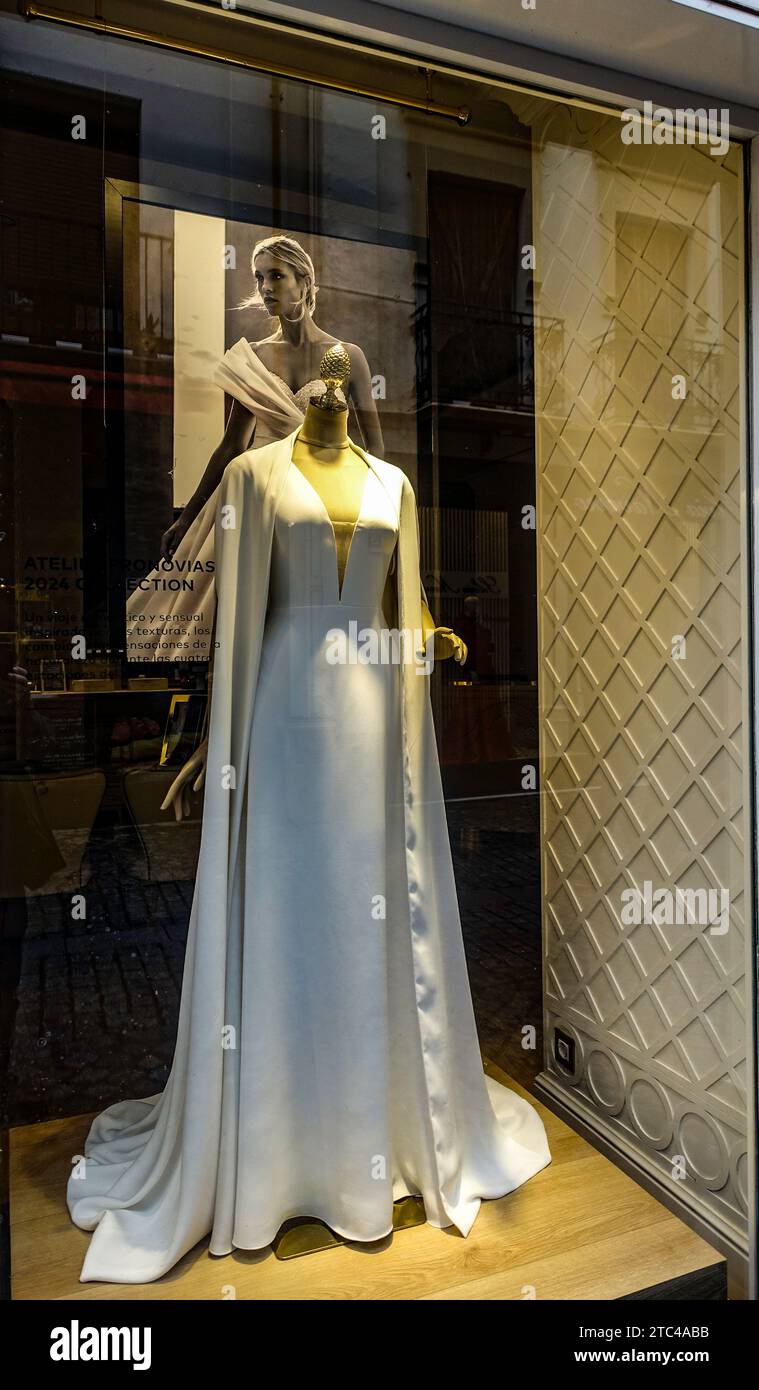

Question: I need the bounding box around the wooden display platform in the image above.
[9,1063,724,1301]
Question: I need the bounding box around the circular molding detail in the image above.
[628,1076,675,1150]
[676,1109,730,1190]
[586,1048,626,1115]
[731,1148,749,1214]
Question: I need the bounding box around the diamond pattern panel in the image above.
[528,108,749,1240]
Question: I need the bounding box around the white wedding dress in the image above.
[69,342,551,1283]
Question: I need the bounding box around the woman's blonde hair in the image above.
[236,235,318,321]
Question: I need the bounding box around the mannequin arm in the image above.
[160,623,215,822]
[421,599,468,665]
[381,559,467,666]
[159,739,208,823]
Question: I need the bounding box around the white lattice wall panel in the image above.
[528,108,749,1242]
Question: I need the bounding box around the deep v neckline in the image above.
[289,449,371,603]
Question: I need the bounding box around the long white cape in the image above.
[69,428,551,1281]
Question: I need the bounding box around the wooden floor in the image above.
[10,1062,723,1301]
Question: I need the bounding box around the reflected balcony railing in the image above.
[412,302,564,414]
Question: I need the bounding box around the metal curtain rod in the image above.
[20,2,472,124]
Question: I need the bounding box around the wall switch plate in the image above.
[554,1028,575,1073]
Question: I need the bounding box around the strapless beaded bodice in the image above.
[271,375,347,413]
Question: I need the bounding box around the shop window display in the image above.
[0,3,751,1300]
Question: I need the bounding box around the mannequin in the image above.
[291,397,369,601]
[70,345,552,1282]
[293,345,467,658]
[162,345,467,821]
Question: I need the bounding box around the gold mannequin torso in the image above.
[292,453,368,593]
[291,401,370,598]
[289,401,459,650]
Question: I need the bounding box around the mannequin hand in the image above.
[430,627,468,665]
[160,739,208,822]
[160,517,189,563]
